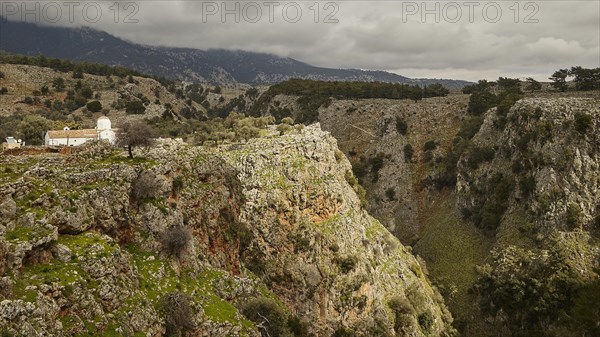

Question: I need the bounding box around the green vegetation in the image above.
[550,66,600,91]
[0,52,174,87]
[574,112,593,135]
[463,173,514,232]
[423,140,437,152]
[85,100,102,113]
[525,77,542,92]
[160,291,196,336]
[403,144,414,163]
[368,152,386,183]
[242,297,290,337]
[473,239,598,337]
[434,116,484,188]
[250,79,450,124]
[396,116,408,135]
[160,226,192,259]
[17,114,52,145]
[565,203,584,229]
[334,255,359,273]
[385,187,396,201]
[52,77,65,92]
[464,145,495,170]
[118,120,156,158]
[345,170,368,208]
[125,100,146,114]
[192,113,275,145]
[413,192,490,324]
[130,170,162,201]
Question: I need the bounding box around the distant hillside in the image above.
[0,19,470,88]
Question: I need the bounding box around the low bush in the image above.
[404,144,414,163]
[396,117,408,135]
[242,297,289,337]
[160,291,196,336]
[160,226,192,258]
[131,171,162,201]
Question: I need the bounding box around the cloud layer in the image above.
[2,0,598,81]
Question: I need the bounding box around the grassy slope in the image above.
[413,191,490,326]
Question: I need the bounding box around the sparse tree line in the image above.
[0,52,174,88]
[550,66,600,92]
[249,79,451,124]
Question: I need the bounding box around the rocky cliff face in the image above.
[458,97,600,236]
[0,125,453,336]
[267,92,600,336]
[453,97,600,336]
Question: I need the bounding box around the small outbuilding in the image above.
[2,137,23,150]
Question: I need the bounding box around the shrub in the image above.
[0,87,7,95]
[519,175,536,198]
[160,291,196,336]
[396,117,408,135]
[331,327,355,337]
[172,176,184,195]
[160,226,192,258]
[52,77,65,92]
[422,151,433,162]
[468,90,497,115]
[287,316,311,337]
[125,100,146,114]
[418,312,434,333]
[385,188,396,200]
[86,100,102,112]
[389,296,415,333]
[368,152,386,183]
[276,123,292,135]
[466,173,514,232]
[423,140,437,151]
[242,297,289,337]
[352,160,367,182]
[474,245,578,336]
[334,255,358,273]
[466,146,495,170]
[281,117,294,125]
[131,171,162,201]
[566,203,584,229]
[574,112,593,135]
[79,86,93,99]
[72,70,83,79]
[403,144,414,163]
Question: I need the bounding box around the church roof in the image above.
[46,129,99,139]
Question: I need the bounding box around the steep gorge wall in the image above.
[0,125,454,336]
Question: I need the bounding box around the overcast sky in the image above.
[3,0,599,81]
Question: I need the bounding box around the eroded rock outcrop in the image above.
[0,125,453,336]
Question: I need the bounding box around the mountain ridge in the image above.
[0,19,471,88]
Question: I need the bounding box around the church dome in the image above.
[97,116,111,130]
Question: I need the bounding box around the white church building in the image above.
[45,116,117,146]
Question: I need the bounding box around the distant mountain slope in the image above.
[0,19,470,88]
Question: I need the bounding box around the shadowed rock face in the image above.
[0,125,453,336]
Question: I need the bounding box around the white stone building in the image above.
[45,116,117,146]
